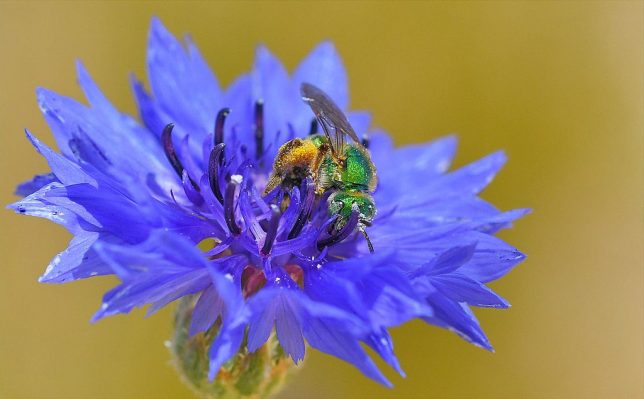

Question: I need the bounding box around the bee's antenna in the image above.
[358,225,374,253]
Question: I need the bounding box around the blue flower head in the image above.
[10,18,528,388]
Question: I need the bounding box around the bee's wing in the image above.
[301,83,361,159]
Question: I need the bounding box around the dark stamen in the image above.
[261,205,281,255]
[162,124,183,177]
[162,123,199,190]
[208,143,226,204]
[309,118,318,135]
[214,108,230,147]
[224,179,241,235]
[258,218,270,232]
[254,100,264,160]
[317,205,360,250]
[287,123,296,141]
[361,134,370,149]
[288,180,315,239]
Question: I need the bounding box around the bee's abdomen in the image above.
[272,138,318,175]
[265,138,319,194]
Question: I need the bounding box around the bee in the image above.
[264,83,377,252]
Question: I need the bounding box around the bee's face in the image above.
[328,191,376,229]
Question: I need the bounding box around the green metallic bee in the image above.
[264,83,377,252]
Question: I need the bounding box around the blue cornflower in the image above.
[10,18,528,389]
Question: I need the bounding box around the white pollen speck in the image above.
[224,273,233,281]
[316,263,322,270]
[437,159,449,171]
[275,277,281,283]
[230,174,243,184]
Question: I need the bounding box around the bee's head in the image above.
[328,191,376,230]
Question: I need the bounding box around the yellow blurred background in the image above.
[1,1,641,398]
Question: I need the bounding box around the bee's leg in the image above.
[327,217,339,234]
[311,143,331,195]
[358,224,375,253]
[279,191,291,212]
[263,172,282,195]
[315,168,334,195]
[311,143,329,176]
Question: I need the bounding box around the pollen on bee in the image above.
[274,139,317,172]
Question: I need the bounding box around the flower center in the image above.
[161,103,371,286]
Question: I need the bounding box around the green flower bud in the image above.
[170,296,297,399]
